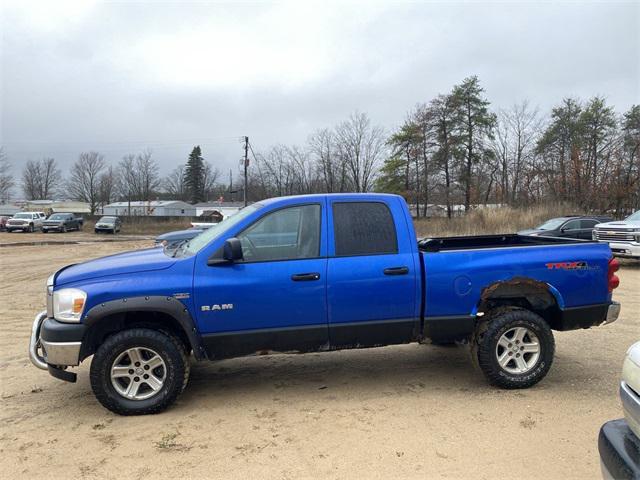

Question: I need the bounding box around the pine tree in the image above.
[451,76,496,212]
[184,146,205,203]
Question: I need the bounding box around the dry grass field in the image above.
[414,203,585,238]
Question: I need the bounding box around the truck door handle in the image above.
[291,272,321,281]
[383,266,409,276]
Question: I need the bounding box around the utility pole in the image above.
[243,136,249,207]
[229,169,233,203]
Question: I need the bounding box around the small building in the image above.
[24,200,91,214]
[102,201,196,217]
[194,201,245,219]
[0,204,21,216]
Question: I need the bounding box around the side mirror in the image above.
[208,238,243,266]
[223,238,243,261]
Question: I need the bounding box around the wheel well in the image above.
[477,277,562,329]
[81,310,192,360]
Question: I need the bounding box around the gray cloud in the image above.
[1,1,638,182]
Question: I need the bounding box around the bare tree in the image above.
[335,112,386,192]
[117,154,136,201]
[163,165,188,200]
[98,166,118,210]
[135,150,161,203]
[492,101,541,204]
[22,161,41,200]
[202,161,220,200]
[309,128,345,192]
[0,148,15,202]
[21,157,61,200]
[116,150,160,206]
[68,152,105,214]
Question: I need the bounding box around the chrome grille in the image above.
[595,229,635,242]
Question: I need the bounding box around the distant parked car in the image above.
[154,223,217,248]
[94,216,121,234]
[598,341,640,479]
[42,213,84,233]
[593,211,640,259]
[518,215,613,240]
[6,211,46,232]
[0,215,9,231]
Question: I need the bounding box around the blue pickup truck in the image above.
[29,193,621,415]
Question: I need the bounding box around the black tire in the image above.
[28,224,34,233]
[61,224,67,233]
[90,328,190,415]
[476,308,554,389]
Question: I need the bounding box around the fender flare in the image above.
[83,296,206,360]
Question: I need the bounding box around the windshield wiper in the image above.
[172,240,191,258]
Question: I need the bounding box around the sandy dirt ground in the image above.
[1,233,638,479]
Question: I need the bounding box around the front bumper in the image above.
[29,311,85,380]
[608,242,640,259]
[599,419,640,480]
[42,224,63,232]
[7,224,28,231]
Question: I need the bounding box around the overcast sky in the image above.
[1,1,638,182]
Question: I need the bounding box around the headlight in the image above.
[53,288,87,323]
[592,230,597,240]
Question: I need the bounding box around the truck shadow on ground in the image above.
[619,259,640,269]
[177,342,611,405]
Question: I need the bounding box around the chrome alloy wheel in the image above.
[110,347,166,400]
[495,327,541,374]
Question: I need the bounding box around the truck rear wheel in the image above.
[90,328,190,415]
[475,308,554,389]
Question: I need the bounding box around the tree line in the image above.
[0,75,638,216]
[0,146,223,214]
[248,76,639,217]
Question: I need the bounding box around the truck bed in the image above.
[418,233,591,252]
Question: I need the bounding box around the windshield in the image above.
[13,213,31,219]
[535,218,567,230]
[98,217,116,224]
[176,205,258,257]
[49,214,66,220]
[626,211,640,222]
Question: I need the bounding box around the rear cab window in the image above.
[332,202,398,256]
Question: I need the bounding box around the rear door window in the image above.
[332,202,397,256]
[580,219,599,228]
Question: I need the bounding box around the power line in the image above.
[1,136,241,146]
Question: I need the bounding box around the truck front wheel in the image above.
[475,309,554,389]
[90,328,190,415]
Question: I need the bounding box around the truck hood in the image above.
[595,220,640,229]
[517,229,546,236]
[55,247,176,286]
[156,229,203,242]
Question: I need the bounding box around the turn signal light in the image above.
[73,297,85,313]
